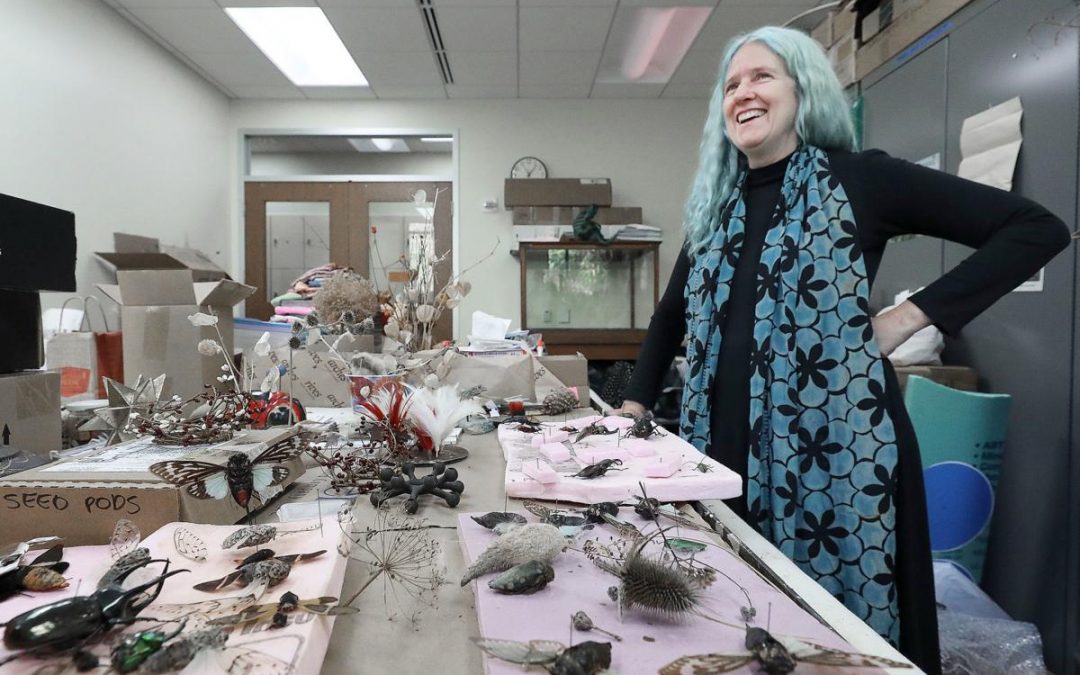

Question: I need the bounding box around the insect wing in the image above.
[471,638,564,665]
[658,653,754,675]
[783,638,913,669]
[251,437,304,466]
[251,466,291,494]
[174,527,208,562]
[111,519,142,560]
[194,570,245,593]
[209,603,277,627]
[27,543,65,568]
[150,460,229,499]
[300,597,358,616]
[223,647,293,675]
[522,500,550,520]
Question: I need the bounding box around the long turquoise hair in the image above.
[683,26,857,251]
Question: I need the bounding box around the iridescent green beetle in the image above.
[110,620,186,673]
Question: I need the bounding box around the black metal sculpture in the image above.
[370,462,464,514]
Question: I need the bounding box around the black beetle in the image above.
[2,558,187,657]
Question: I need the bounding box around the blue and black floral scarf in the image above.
[680,145,900,643]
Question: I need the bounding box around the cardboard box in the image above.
[113,232,229,282]
[856,0,975,81]
[96,253,255,400]
[0,371,61,458]
[0,193,76,293]
[0,290,44,372]
[810,13,834,48]
[504,178,613,208]
[246,335,376,409]
[512,206,643,226]
[0,427,303,546]
[537,353,589,407]
[894,365,978,393]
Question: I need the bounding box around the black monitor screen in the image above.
[0,193,76,292]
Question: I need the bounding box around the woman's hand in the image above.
[614,400,648,418]
[872,300,931,358]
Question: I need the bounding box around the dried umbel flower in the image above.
[288,336,302,350]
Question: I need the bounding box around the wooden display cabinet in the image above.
[516,241,660,360]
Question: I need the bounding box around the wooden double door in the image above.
[244,181,453,343]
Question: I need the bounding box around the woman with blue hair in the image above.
[622,25,1069,674]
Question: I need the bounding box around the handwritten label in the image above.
[2,491,140,514]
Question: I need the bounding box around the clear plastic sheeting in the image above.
[939,610,1048,675]
[935,561,1048,675]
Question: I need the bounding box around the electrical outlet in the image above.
[543,309,553,323]
[559,308,571,324]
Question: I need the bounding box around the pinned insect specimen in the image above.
[369,461,464,514]
[574,421,616,443]
[98,519,150,590]
[149,435,304,512]
[471,512,527,530]
[139,628,227,673]
[193,550,326,599]
[471,638,566,668]
[209,591,358,629]
[571,458,625,479]
[110,620,188,673]
[0,543,68,601]
[487,560,554,594]
[460,523,565,586]
[658,625,913,675]
[548,640,612,675]
[221,523,320,550]
[583,502,619,524]
[1,559,186,663]
[624,412,662,439]
[522,501,588,530]
[173,527,207,563]
[571,611,622,642]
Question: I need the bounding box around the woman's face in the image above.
[722,41,799,168]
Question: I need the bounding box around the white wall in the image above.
[0,0,231,313]
[250,151,452,177]
[230,99,708,339]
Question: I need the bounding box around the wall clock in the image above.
[510,156,548,179]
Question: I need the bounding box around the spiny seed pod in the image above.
[542,389,578,416]
[616,540,700,621]
[288,336,302,350]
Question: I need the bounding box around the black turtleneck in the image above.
[624,148,1070,503]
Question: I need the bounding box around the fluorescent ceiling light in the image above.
[348,138,410,153]
[225,7,367,87]
[598,6,712,84]
[420,137,453,143]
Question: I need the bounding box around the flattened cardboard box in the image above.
[0,427,302,546]
[0,371,61,458]
[537,353,589,407]
[245,334,375,409]
[504,178,612,208]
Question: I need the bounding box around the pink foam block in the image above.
[530,429,571,447]
[601,415,635,429]
[643,457,680,478]
[522,460,560,483]
[626,439,657,457]
[539,442,571,462]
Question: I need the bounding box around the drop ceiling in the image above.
[99,0,831,100]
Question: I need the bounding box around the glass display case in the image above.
[517,241,660,360]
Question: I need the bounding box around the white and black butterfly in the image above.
[659,626,912,675]
[149,437,303,510]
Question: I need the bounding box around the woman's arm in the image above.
[619,247,691,411]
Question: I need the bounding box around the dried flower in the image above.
[197,339,223,356]
[288,336,302,350]
[342,310,357,323]
[253,332,272,357]
[291,322,303,334]
[415,304,436,323]
[188,312,218,327]
[306,313,320,327]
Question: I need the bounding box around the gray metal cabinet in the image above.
[860,0,1079,672]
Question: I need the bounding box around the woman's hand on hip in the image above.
[872,300,931,358]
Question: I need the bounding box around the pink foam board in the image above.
[0,519,348,673]
[540,443,572,462]
[459,512,887,675]
[626,439,658,457]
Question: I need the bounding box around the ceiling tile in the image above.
[124,7,256,52]
[352,51,443,86]
[323,7,430,52]
[519,0,615,6]
[228,85,305,99]
[519,6,616,52]
[519,51,601,85]
[316,0,415,6]
[371,84,448,99]
[670,49,724,84]
[695,4,810,49]
[446,84,518,98]
[618,0,717,6]
[117,0,217,7]
[184,52,293,86]
[436,7,517,52]
[213,0,316,6]
[519,84,591,98]
[590,82,665,98]
[298,85,378,98]
[445,52,516,85]
[661,82,715,98]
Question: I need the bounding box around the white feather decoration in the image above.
[407,384,483,451]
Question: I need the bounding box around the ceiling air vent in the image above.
[418,0,453,85]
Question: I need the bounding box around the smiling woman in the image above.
[619,25,1070,675]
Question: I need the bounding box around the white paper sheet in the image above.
[470,310,512,340]
[38,437,192,472]
[957,96,1023,191]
